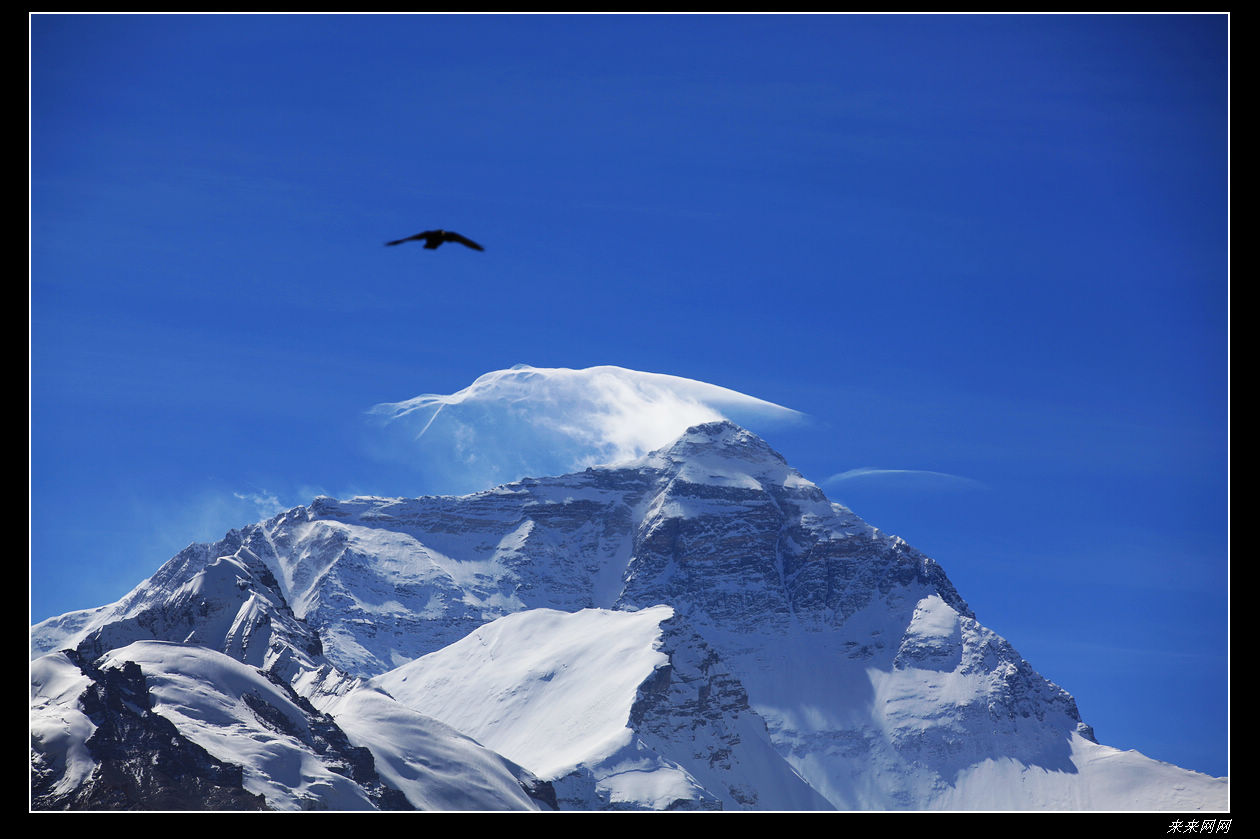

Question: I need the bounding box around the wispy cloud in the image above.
[232,490,289,520]
[367,364,803,494]
[824,467,984,491]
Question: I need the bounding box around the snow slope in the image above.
[366,605,830,810]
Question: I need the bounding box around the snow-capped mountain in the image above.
[30,421,1228,810]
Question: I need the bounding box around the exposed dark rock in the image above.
[32,650,268,811]
[256,670,414,810]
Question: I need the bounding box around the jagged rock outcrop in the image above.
[31,640,551,811]
[31,649,267,811]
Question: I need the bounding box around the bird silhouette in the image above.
[385,229,485,251]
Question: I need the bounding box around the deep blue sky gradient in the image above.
[30,14,1228,779]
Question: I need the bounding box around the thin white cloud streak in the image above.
[367,364,803,494]
[824,467,985,490]
[232,490,289,521]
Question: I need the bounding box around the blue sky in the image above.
[30,13,1228,779]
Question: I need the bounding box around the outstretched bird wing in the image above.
[385,230,438,247]
[441,231,485,251]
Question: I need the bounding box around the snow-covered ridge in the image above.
[31,641,550,810]
[31,421,1228,810]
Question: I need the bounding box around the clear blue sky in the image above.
[30,13,1228,779]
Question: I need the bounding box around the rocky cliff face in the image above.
[31,421,1227,810]
[625,611,832,810]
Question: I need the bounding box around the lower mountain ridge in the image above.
[30,421,1228,810]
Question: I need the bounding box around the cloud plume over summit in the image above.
[368,364,802,494]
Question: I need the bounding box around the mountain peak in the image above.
[628,420,819,499]
[667,420,781,456]
[638,419,785,469]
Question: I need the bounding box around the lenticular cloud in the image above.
[824,468,984,490]
[368,364,802,494]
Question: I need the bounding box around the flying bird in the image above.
[385,229,485,251]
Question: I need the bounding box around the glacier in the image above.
[30,421,1228,810]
